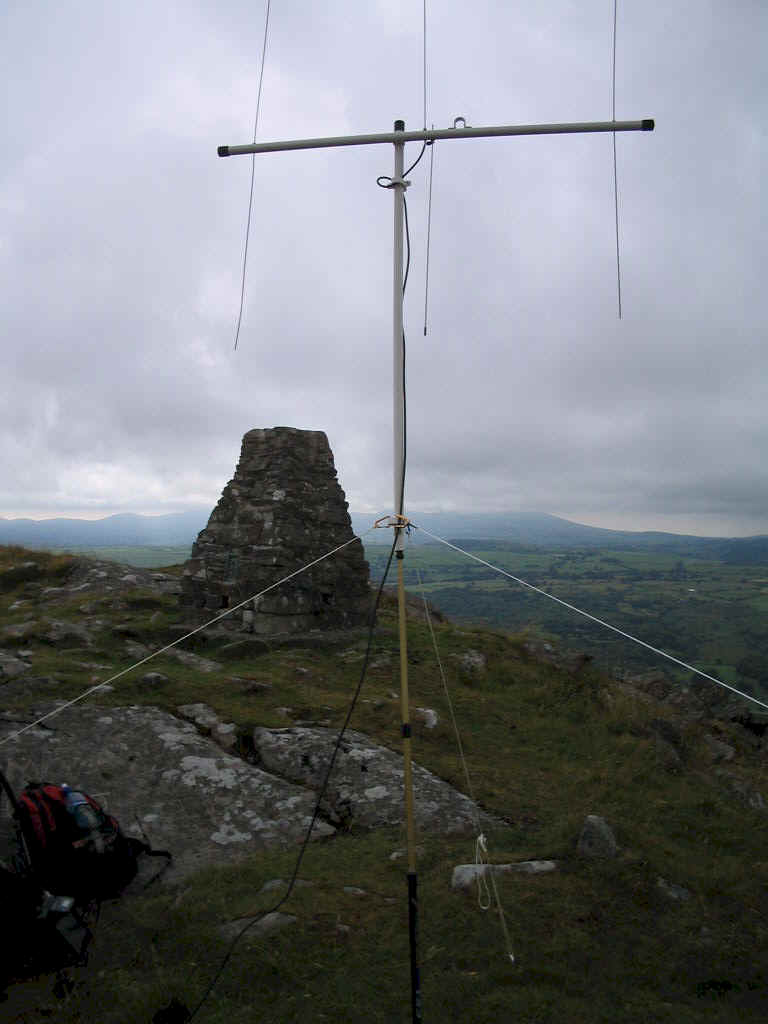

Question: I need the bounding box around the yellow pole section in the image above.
[397,551,417,872]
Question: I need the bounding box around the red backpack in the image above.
[16,781,170,900]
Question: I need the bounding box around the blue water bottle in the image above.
[61,783,102,844]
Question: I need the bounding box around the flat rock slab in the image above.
[219,911,297,942]
[0,704,333,881]
[252,726,494,833]
[452,861,557,890]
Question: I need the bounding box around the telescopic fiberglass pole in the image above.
[217,113,654,1024]
[389,119,422,1022]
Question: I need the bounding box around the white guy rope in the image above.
[416,527,768,713]
[0,529,374,748]
[415,565,478,809]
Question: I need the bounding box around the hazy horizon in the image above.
[1,505,765,541]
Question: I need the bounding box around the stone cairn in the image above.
[180,428,370,634]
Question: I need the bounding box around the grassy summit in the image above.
[1,546,767,1022]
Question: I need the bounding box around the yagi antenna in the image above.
[217,111,654,1024]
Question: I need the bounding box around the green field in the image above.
[41,544,193,568]
[366,542,768,697]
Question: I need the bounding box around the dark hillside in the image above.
[1,545,768,1022]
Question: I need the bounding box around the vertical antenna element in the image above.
[423,135,435,336]
[612,0,623,319]
[422,0,428,130]
[233,0,272,351]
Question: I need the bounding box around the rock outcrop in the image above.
[0,704,335,881]
[180,428,369,635]
[251,725,495,833]
[0,704,497,882]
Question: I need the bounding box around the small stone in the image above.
[451,861,557,890]
[716,770,766,811]
[389,845,425,861]
[212,723,237,751]
[577,815,618,859]
[219,911,297,942]
[656,876,691,902]
[259,878,313,894]
[125,641,151,659]
[169,649,222,673]
[139,672,169,688]
[459,650,486,678]
[654,736,682,769]
[0,650,31,679]
[343,886,366,896]
[176,705,238,751]
[703,734,735,763]
[43,620,93,646]
[245,681,272,694]
[414,707,438,729]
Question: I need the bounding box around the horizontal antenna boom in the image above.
[218,118,654,157]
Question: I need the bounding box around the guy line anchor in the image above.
[217,112,655,1024]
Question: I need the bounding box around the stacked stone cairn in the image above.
[180,428,370,634]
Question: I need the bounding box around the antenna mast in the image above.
[217,112,654,1024]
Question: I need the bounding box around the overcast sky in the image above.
[2,1,766,536]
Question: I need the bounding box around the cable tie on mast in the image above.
[376,175,411,190]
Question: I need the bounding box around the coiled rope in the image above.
[414,560,515,963]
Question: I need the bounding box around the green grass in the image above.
[3,546,768,1021]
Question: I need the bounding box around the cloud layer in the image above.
[2,1,766,535]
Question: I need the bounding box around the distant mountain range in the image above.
[0,509,208,547]
[1,508,767,563]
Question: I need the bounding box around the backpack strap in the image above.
[124,837,172,888]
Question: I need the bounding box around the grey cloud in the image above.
[1,2,766,535]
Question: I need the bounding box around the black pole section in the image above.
[408,871,422,1022]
